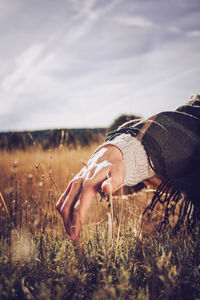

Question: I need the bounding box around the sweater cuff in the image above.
[104,134,155,186]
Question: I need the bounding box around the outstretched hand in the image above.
[56,145,125,241]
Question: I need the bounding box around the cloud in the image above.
[114,15,154,28]
[2,44,44,92]
[0,0,200,131]
[187,30,200,37]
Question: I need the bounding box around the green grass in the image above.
[1,223,200,299]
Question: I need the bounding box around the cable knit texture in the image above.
[104,134,155,186]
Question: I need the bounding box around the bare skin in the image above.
[56,145,125,241]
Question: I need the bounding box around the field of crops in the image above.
[1,145,200,299]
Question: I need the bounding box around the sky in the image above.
[0,0,200,131]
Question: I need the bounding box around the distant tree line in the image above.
[0,114,141,151]
[0,129,106,151]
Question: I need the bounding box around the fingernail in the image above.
[71,233,78,242]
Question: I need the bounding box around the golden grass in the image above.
[0,145,98,237]
[0,144,181,242]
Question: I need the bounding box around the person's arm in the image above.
[102,133,155,186]
[56,94,200,237]
[56,145,125,241]
[56,135,155,241]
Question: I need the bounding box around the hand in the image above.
[56,145,125,241]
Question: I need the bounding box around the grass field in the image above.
[0,145,200,299]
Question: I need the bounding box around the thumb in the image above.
[101,177,120,194]
[101,177,113,194]
[101,162,125,194]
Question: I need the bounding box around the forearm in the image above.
[103,133,155,186]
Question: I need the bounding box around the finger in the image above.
[101,162,125,194]
[70,208,81,241]
[59,178,83,235]
[69,167,111,241]
[70,186,97,241]
[56,181,73,212]
[56,168,86,212]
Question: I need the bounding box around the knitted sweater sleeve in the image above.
[101,94,200,230]
[103,133,155,186]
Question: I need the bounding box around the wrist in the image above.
[94,143,123,162]
[103,134,155,186]
[103,144,123,161]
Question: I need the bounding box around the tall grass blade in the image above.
[0,192,12,222]
[0,191,19,236]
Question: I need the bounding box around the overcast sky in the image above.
[0,0,200,131]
